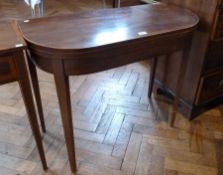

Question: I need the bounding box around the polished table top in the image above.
[0,22,26,54]
[18,3,198,76]
[18,4,198,51]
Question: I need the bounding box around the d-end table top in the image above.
[0,22,26,54]
[18,4,199,52]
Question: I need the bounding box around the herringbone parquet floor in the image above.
[0,1,223,175]
[0,61,223,175]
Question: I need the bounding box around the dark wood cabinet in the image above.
[197,70,223,104]
[153,0,223,119]
[205,41,223,72]
[213,10,223,39]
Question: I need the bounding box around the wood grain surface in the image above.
[0,1,222,175]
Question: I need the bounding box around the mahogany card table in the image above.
[18,4,199,173]
[0,21,47,170]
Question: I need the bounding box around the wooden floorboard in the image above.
[0,1,223,174]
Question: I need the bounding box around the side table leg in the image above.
[170,48,190,127]
[113,0,116,8]
[27,55,46,133]
[117,0,121,7]
[148,57,158,98]
[53,60,77,173]
[14,51,47,170]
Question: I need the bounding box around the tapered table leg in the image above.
[27,54,46,133]
[148,57,158,98]
[14,51,47,170]
[113,0,120,8]
[53,60,77,173]
[117,0,121,7]
[113,0,116,8]
[170,48,190,127]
